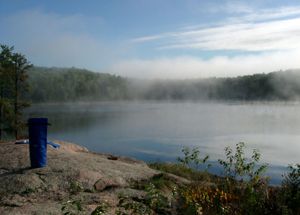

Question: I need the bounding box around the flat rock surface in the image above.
[0,141,159,214]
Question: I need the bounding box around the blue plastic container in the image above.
[28,118,49,168]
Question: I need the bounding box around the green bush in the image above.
[177,146,210,170]
[280,164,300,215]
[61,199,82,215]
[217,142,269,214]
[148,144,300,215]
[69,181,84,194]
[91,203,109,215]
[218,142,268,183]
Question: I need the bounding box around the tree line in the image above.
[27,67,129,102]
[139,71,300,101]
[26,67,300,103]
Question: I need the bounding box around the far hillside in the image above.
[27,67,129,102]
[27,67,300,102]
[138,69,300,101]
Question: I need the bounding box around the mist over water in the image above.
[26,101,300,184]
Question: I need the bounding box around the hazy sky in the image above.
[1,0,300,79]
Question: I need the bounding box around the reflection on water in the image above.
[26,101,300,184]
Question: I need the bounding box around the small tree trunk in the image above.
[0,109,2,140]
[14,65,18,140]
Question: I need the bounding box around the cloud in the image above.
[124,5,300,79]
[2,6,300,80]
[0,9,116,70]
[161,17,300,51]
[206,1,253,14]
[110,50,300,79]
[132,6,300,52]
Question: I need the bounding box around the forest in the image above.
[27,67,300,102]
[27,67,129,102]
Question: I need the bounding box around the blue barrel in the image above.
[28,118,49,168]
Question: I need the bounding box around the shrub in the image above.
[148,144,299,214]
[218,142,268,183]
[117,182,171,215]
[177,146,210,170]
[217,142,269,214]
[91,203,109,215]
[179,184,237,215]
[116,196,151,215]
[61,199,82,215]
[145,182,170,213]
[69,181,84,194]
[280,164,300,215]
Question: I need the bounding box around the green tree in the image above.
[0,45,14,140]
[10,52,32,139]
[0,45,32,140]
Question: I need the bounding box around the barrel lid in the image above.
[27,118,51,125]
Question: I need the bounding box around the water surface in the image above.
[26,101,300,184]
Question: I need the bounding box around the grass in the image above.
[149,162,213,182]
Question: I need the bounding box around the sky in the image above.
[1,0,300,79]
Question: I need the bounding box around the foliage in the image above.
[217,142,269,214]
[218,142,268,182]
[61,199,83,215]
[280,164,300,214]
[117,182,171,215]
[22,66,300,103]
[144,182,170,213]
[27,67,129,102]
[0,44,32,139]
[20,187,36,195]
[91,203,109,215]
[169,143,270,214]
[69,181,84,194]
[117,195,152,215]
[149,163,212,181]
[149,145,300,215]
[142,70,300,101]
[179,185,237,215]
[143,173,176,191]
[58,146,299,215]
[177,146,210,170]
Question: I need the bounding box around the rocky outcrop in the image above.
[0,141,160,214]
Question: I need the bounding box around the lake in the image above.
[26,101,300,184]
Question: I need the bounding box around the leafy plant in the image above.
[280,164,300,214]
[217,142,269,214]
[150,144,300,215]
[177,146,210,170]
[117,182,171,215]
[61,200,82,215]
[145,182,170,213]
[91,202,109,215]
[218,142,268,183]
[117,194,152,215]
[20,187,36,195]
[69,181,83,194]
[179,184,237,215]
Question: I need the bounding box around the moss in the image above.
[69,181,83,194]
[20,187,36,195]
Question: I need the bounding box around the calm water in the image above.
[26,101,300,184]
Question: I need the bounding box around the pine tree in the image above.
[11,52,32,139]
[0,45,32,140]
[0,45,14,140]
